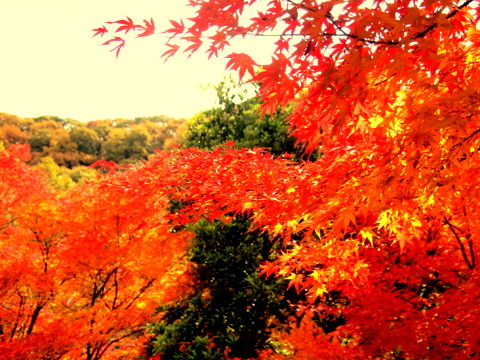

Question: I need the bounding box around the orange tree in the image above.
[0,147,191,360]
[95,1,479,358]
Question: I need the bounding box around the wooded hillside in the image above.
[0,113,185,167]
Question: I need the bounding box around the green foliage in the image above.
[138,117,187,150]
[148,217,294,359]
[29,120,60,153]
[182,80,295,156]
[182,80,318,161]
[101,126,152,164]
[35,156,97,191]
[35,156,77,191]
[70,126,101,155]
[68,165,97,183]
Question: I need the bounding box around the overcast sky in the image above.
[0,0,273,122]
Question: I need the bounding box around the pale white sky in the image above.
[0,0,273,122]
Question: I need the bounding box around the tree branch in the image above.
[26,304,44,335]
[450,127,480,152]
[443,217,475,270]
[124,277,156,310]
[281,0,476,45]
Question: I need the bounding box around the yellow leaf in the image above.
[243,201,254,210]
[314,284,328,297]
[353,260,368,277]
[287,219,298,229]
[368,114,384,128]
[359,229,375,246]
[411,218,422,228]
[310,269,322,281]
[273,223,283,234]
[377,210,391,229]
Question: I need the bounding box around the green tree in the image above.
[125,124,152,158]
[87,120,112,142]
[70,126,101,155]
[137,117,187,150]
[48,128,77,153]
[101,125,152,164]
[100,128,129,163]
[28,120,61,153]
[35,156,76,191]
[148,217,295,359]
[67,165,97,183]
[33,115,65,126]
[183,80,297,156]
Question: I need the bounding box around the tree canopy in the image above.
[182,79,313,158]
[0,145,192,359]
[1,0,479,359]
[93,1,480,358]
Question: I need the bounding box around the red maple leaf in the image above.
[165,19,185,35]
[107,17,141,34]
[183,36,203,55]
[102,37,126,58]
[259,262,281,278]
[148,354,164,360]
[225,52,257,80]
[92,26,108,38]
[161,44,180,61]
[137,18,155,38]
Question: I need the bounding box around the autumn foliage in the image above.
[1,0,480,359]
[93,0,480,358]
[0,146,191,359]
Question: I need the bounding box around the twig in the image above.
[443,217,475,270]
[450,127,480,152]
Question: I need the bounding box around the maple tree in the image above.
[0,146,191,359]
[93,0,480,358]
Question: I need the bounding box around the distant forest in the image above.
[0,113,187,189]
[0,113,186,166]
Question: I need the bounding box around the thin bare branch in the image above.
[443,217,475,270]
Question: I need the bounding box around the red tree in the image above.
[0,150,191,359]
[82,0,480,357]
